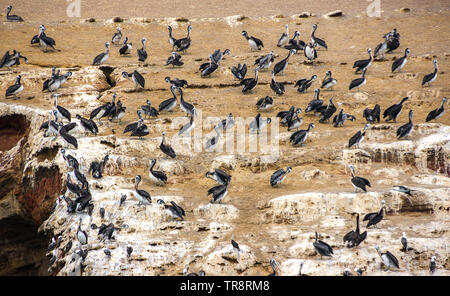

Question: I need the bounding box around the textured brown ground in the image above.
[0,2,449,275]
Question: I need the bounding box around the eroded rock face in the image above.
[0,12,449,277]
[0,108,63,275]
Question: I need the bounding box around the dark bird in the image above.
[231,234,241,260]
[167,26,177,49]
[241,30,264,51]
[363,104,380,123]
[313,232,333,259]
[295,75,317,93]
[93,42,110,66]
[157,199,185,221]
[273,49,296,75]
[305,89,323,113]
[375,246,399,270]
[288,112,303,131]
[173,25,192,53]
[254,51,274,71]
[126,246,133,258]
[137,37,148,63]
[99,207,105,219]
[76,114,98,136]
[166,51,184,67]
[130,119,149,139]
[119,194,127,207]
[349,165,371,193]
[392,185,415,197]
[206,169,232,185]
[140,100,158,119]
[111,26,122,45]
[426,97,446,122]
[284,31,305,51]
[321,70,337,91]
[134,175,152,205]
[160,132,176,158]
[248,113,271,133]
[241,67,259,93]
[270,70,285,95]
[430,256,436,274]
[332,108,356,127]
[277,24,289,47]
[215,113,235,132]
[211,48,231,64]
[119,37,133,55]
[392,48,410,73]
[304,42,317,64]
[149,159,167,186]
[6,5,23,22]
[200,54,219,78]
[277,106,296,125]
[159,85,178,112]
[58,122,78,149]
[401,232,408,252]
[64,241,73,254]
[364,200,385,228]
[61,149,80,169]
[290,123,314,146]
[373,33,390,60]
[343,268,352,276]
[122,70,145,89]
[205,125,221,150]
[76,218,88,245]
[5,75,23,99]
[319,97,336,123]
[383,97,408,122]
[256,96,274,111]
[165,76,188,88]
[385,28,400,53]
[0,50,28,69]
[422,59,438,87]
[396,109,414,140]
[270,167,292,187]
[231,63,247,81]
[343,214,367,248]
[38,25,56,52]
[268,258,281,276]
[348,124,370,148]
[349,68,367,92]
[88,155,109,179]
[90,101,112,125]
[208,182,229,204]
[353,48,373,74]
[53,94,71,122]
[311,24,328,50]
[178,113,195,136]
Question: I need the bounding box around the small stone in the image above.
[176,17,189,22]
[275,14,284,18]
[113,16,123,23]
[299,12,312,18]
[324,10,343,17]
[237,15,248,21]
[400,7,411,13]
[86,18,96,23]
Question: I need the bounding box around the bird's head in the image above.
[135,175,141,184]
